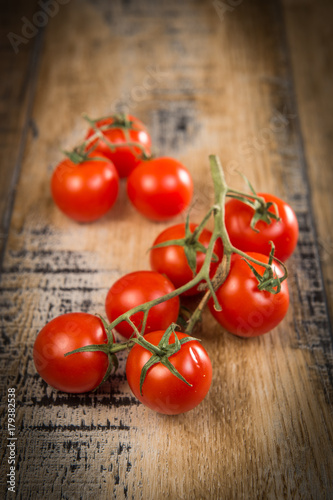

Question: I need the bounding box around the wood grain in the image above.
[282,0,333,324]
[0,0,42,261]
[1,0,332,499]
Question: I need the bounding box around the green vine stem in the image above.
[227,188,266,207]
[61,113,152,165]
[82,114,151,159]
[65,154,288,383]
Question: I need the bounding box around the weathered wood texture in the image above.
[1,1,332,499]
[283,0,333,324]
[0,0,42,260]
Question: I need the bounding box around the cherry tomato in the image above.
[51,154,119,222]
[105,271,180,339]
[225,193,299,261]
[150,223,223,296]
[126,157,193,221]
[126,330,212,414]
[33,313,112,393]
[208,252,289,337]
[86,114,151,178]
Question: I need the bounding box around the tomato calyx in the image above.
[85,113,135,131]
[150,212,218,276]
[227,174,281,232]
[250,200,281,232]
[62,145,109,165]
[131,324,199,395]
[242,243,288,294]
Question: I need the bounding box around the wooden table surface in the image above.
[1,0,332,498]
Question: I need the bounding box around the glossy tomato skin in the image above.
[51,155,119,222]
[225,193,299,261]
[105,271,180,339]
[150,223,223,296]
[126,157,193,221]
[209,252,289,337]
[86,115,151,178]
[126,331,212,415]
[33,313,111,393]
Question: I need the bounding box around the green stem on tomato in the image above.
[82,114,150,158]
[227,188,266,206]
[185,155,234,332]
[229,246,273,273]
[186,205,217,244]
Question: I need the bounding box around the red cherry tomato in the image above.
[126,157,193,221]
[105,271,180,339]
[86,114,151,178]
[33,313,112,393]
[51,155,119,222]
[209,252,289,337]
[225,193,299,261]
[150,223,223,296]
[126,330,212,414]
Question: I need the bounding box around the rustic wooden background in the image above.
[1,0,332,498]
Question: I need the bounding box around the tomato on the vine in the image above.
[86,114,151,178]
[150,223,223,295]
[33,313,112,393]
[105,271,180,339]
[126,330,212,414]
[126,157,193,221]
[225,193,299,261]
[208,252,289,337]
[51,154,119,222]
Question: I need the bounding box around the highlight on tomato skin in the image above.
[150,223,224,296]
[51,154,119,223]
[126,330,213,415]
[33,313,112,394]
[85,114,152,178]
[105,271,180,339]
[208,252,290,338]
[126,157,194,221]
[225,193,299,261]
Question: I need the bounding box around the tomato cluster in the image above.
[51,114,193,223]
[33,115,299,415]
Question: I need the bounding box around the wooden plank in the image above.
[0,0,332,499]
[282,0,333,324]
[0,0,42,262]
